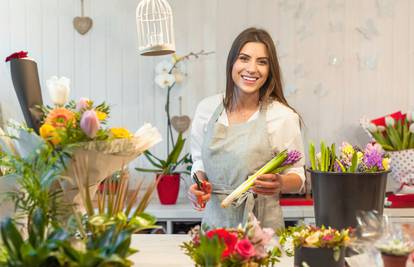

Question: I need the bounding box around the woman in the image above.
[189,27,305,231]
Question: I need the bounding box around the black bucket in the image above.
[294,246,345,267]
[309,169,389,230]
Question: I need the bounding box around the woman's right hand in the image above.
[188,172,212,210]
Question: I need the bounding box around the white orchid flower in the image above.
[155,73,175,89]
[46,76,70,106]
[155,60,173,74]
[172,68,185,84]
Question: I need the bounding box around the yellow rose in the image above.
[96,111,107,121]
[305,233,320,247]
[39,124,61,145]
[110,128,131,139]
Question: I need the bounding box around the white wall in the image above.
[1,0,414,176]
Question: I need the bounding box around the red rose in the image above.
[235,239,256,260]
[206,228,238,258]
[5,51,28,62]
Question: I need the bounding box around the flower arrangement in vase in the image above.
[308,141,390,229]
[181,214,281,267]
[278,224,352,267]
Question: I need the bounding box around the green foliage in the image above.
[135,133,192,175]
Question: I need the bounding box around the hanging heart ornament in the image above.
[171,115,191,133]
[73,17,93,35]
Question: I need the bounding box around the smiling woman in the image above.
[188,27,306,231]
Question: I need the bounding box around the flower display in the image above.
[181,214,281,267]
[309,141,390,173]
[221,149,302,208]
[362,111,414,151]
[278,225,352,256]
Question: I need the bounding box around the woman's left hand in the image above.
[252,173,283,195]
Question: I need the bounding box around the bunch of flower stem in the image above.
[369,118,414,151]
[221,150,289,208]
[73,159,159,237]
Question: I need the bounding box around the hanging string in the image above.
[179,96,182,116]
[81,0,84,17]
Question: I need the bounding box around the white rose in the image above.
[46,76,70,106]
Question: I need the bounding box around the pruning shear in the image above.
[192,173,210,209]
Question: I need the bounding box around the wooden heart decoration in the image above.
[73,16,93,35]
[171,115,191,133]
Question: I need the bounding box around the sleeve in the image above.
[268,111,306,194]
[190,102,206,177]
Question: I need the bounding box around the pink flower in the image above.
[76,97,90,111]
[248,215,274,258]
[235,239,256,260]
[80,110,100,138]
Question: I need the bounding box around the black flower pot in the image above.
[10,58,43,132]
[294,246,345,267]
[309,169,389,229]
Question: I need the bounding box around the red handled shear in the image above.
[192,173,210,209]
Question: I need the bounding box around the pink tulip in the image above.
[76,97,90,111]
[80,110,100,138]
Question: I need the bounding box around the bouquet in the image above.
[308,141,390,173]
[221,150,302,208]
[181,214,281,267]
[361,111,414,151]
[278,224,352,263]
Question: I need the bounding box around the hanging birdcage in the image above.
[136,0,175,56]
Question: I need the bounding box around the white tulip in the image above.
[385,116,395,127]
[155,73,175,89]
[46,76,70,106]
[407,111,414,122]
[367,123,377,133]
[155,60,173,74]
[410,123,414,133]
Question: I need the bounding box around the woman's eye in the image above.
[258,60,268,65]
[239,56,249,62]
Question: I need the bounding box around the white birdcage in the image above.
[136,0,175,56]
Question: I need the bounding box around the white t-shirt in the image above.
[190,94,306,193]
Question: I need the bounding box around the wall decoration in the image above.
[329,55,343,67]
[171,97,191,134]
[356,19,379,40]
[313,83,329,97]
[376,0,395,18]
[73,0,93,35]
[357,53,378,71]
[284,84,298,97]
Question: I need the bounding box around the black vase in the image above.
[10,58,43,133]
[309,169,389,229]
[294,246,345,267]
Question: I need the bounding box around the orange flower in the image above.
[39,124,61,145]
[45,108,75,128]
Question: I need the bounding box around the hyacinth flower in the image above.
[221,150,302,208]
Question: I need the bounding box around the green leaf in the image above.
[135,167,163,173]
[167,133,185,165]
[309,142,316,170]
[349,151,358,172]
[143,151,164,169]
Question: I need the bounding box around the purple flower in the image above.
[80,110,100,138]
[363,143,384,170]
[283,150,302,166]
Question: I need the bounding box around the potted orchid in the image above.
[361,111,414,195]
[136,51,212,205]
[278,224,352,267]
[308,141,390,229]
[181,214,281,267]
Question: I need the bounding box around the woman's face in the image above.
[231,42,270,96]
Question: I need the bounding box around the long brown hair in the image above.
[223,27,298,116]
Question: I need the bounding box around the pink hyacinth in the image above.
[80,110,100,138]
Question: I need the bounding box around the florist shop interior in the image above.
[0,0,414,266]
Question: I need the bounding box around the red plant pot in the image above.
[156,173,180,205]
[381,253,408,267]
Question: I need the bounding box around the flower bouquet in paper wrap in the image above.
[221,150,302,208]
[181,214,281,267]
[6,75,162,209]
[361,111,414,194]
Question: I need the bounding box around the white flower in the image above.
[367,123,377,133]
[155,60,173,74]
[155,73,175,89]
[385,116,395,127]
[407,112,414,122]
[173,68,185,84]
[46,76,70,106]
[378,125,386,132]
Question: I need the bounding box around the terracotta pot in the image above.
[156,173,180,205]
[294,246,345,267]
[381,253,408,267]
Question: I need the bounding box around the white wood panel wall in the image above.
[1,0,414,179]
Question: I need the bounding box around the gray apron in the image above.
[201,103,284,231]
